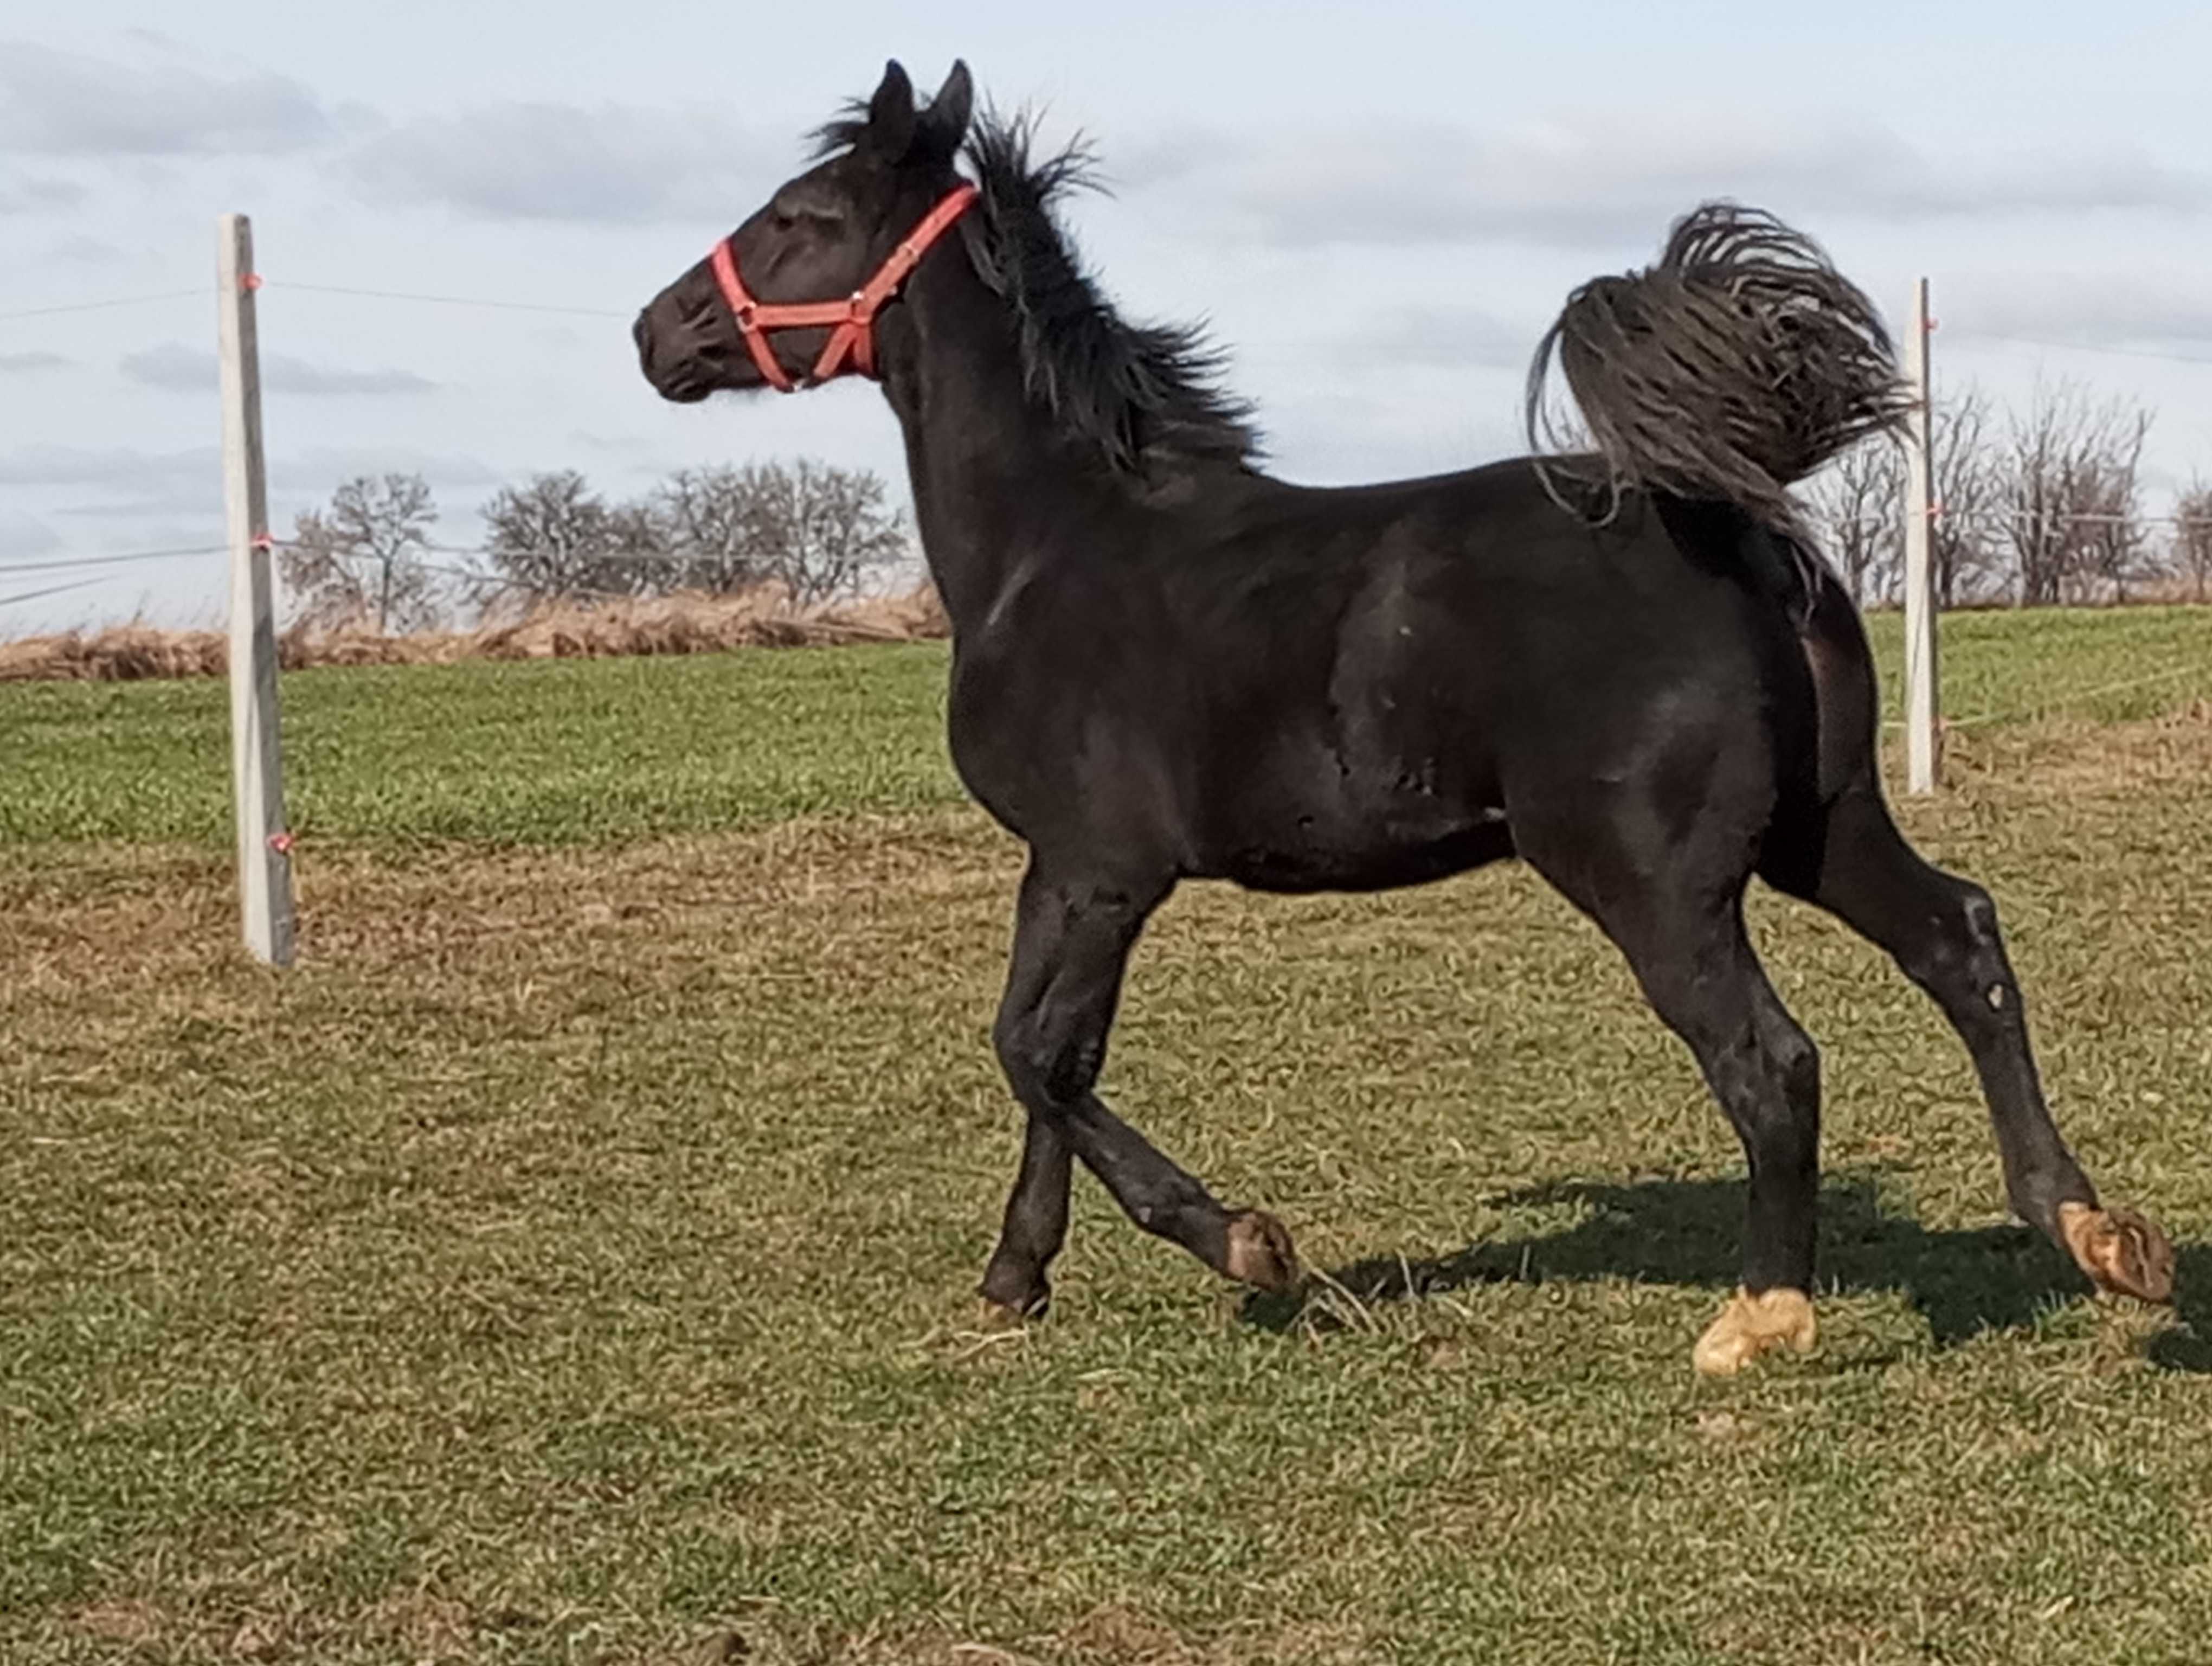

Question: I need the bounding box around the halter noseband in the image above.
[707,182,980,392]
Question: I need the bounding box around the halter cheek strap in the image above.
[708,182,980,393]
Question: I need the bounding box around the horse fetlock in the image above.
[1692,1286,1818,1377]
[2058,1201,2176,1304]
[977,1260,1052,1324]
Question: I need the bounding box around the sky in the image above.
[3,1,2210,631]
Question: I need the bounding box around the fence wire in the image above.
[8,259,2212,626]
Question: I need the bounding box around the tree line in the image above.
[1807,376,2212,608]
[285,382,2212,636]
[279,460,911,632]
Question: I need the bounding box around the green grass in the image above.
[4,606,2206,851]
[4,611,2212,1662]
[1,643,960,848]
[1861,605,2212,727]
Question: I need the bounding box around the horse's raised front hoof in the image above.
[1692,1287,1818,1377]
[2059,1202,2176,1304]
[1223,1210,1301,1292]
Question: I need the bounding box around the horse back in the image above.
[946,458,1854,889]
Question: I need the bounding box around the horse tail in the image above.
[1525,201,1910,535]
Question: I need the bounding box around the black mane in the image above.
[961,111,1259,475]
[816,102,1261,475]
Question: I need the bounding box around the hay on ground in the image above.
[0,585,949,683]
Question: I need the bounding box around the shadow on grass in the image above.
[1243,1174,2212,1372]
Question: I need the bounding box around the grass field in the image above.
[4,607,2211,1663]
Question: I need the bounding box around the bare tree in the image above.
[750,458,910,603]
[2074,418,2152,604]
[651,466,769,594]
[279,472,441,632]
[641,460,911,603]
[2176,480,2212,605]
[1805,438,1901,606]
[1928,387,2002,606]
[1803,386,1999,609]
[477,462,908,606]
[478,471,665,600]
[1996,381,2156,607]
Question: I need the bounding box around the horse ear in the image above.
[865,60,917,159]
[917,61,973,161]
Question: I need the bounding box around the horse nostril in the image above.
[632,311,652,352]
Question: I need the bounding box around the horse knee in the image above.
[993,1003,1104,1108]
[1770,1023,1819,1107]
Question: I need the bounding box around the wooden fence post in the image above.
[219,213,297,966]
[1901,276,1940,796]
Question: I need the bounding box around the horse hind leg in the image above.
[1519,790,1828,1374]
[1624,905,1827,1375]
[1773,786,2175,1306]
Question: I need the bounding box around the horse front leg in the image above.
[978,855,1299,1321]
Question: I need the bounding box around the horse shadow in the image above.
[1243,1174,2212,1373]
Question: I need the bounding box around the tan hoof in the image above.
[1223,1210,1301,1292]
[1693,1287,1818,1377]
[2059,1202,2176,1304]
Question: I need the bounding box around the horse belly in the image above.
[1188,565,1509,891]
[1204,734,1513,893]
[1219,812,1515,893]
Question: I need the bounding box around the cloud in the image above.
[0,444,215,494]
[1943,278,2212,361]
[0,40,335,156]
[1132,114,2212,250]
[0,350,68,374]
[346,101,782,223]
[0,508,60,560]
[46,234,125,262]
[119,341,438,396]
[0,445,220,525]
[115,344,222,391]
[269,358,438,397]
[569,430,654,453]
[269,448,504,497]
[1333,305,1534,372]
[0,443,501,528]
[1259,387,1519,488]
[0,173,83,214]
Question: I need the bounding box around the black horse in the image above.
[635,61,2174,1372]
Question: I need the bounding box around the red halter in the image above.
[708,183,980,392]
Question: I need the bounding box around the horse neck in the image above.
[877,255,1096,633]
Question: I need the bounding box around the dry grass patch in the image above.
[0,585,948,683]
